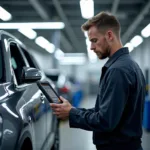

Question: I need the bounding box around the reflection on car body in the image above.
[0,30,59,150]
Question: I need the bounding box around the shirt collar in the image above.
[104,47,129,68]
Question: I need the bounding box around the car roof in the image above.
[0,30,27,50]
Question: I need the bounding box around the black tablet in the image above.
[37,81,62,103]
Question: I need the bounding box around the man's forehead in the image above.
[88,26,98,33]
[88,26,99,37]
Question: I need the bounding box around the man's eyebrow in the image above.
[90,38,97,42]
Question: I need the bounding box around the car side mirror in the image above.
[21,67,42,83]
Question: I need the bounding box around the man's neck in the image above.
[110,41,123,57]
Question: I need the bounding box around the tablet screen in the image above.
[40,82,60,103]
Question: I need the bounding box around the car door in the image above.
[19,46,54,143]
[8,41,47,150]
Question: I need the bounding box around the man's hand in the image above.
[50,96,73,120]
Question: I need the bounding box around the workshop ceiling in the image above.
[0,0,150,54]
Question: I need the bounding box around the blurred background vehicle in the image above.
[68,76,83,107]
[44,69,73,104]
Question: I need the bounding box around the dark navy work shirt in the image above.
[69,47,146,148]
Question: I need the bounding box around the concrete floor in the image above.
[59,95,150,150]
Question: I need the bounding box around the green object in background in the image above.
[11,57,17,69]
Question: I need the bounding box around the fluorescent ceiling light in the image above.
[141,23,150,38]
[45,43,55,53]
[59,56,87,65]
[130,35,143,48]
[0,22,65,29]
[18,28,37,39]
[64,53,86,57]
[55,48,64,60]
[57,52,86,63]
[80,0,94,19]
[0,6,12,21]
[35,36,48,49]
[35,36,55,53]
[124,43,134,52]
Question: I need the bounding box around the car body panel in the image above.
[0,30,58,150]
[18,45,57,147]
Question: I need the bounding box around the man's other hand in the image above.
[50,96,73,120]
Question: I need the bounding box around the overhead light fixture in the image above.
[141,23,150,38]
[18,28,37,39]
[58,53,87,65]
[124,43,134,52]
[0,22,65,29]
[59,56,87,65]
[35,36,55,53]
[64,53,86,57]
[0,6,12,21]
[130,35,143,48]
[80,0,94,19]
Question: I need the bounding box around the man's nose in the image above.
[90,43,95,51]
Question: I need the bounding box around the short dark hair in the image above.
[81,11,121,38]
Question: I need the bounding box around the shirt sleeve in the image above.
[69,69,131,132]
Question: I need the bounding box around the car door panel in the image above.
[0,31,58,150]
[0,82,27,150]
[18,46,54,146]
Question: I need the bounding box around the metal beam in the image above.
[29,0,50,20]
[50,0,144,5]
[122,0,150,44]
[111,0,120,14]
[60,33,73,52]
[0,0,145,5]
[28,0,73,52]
[52,0,81,52]
[11,9,135,17]
[0,1,29,5]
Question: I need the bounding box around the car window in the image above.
[22,49,36,68]
[10,43,26,85]
[0,47,3,82]
[21,47,40,69]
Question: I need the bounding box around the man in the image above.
[50,12,145,150]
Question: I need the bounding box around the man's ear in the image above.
[105,30,113,41]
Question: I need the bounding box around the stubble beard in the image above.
[97,44,111,60]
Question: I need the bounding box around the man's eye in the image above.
[93,39,97,43]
